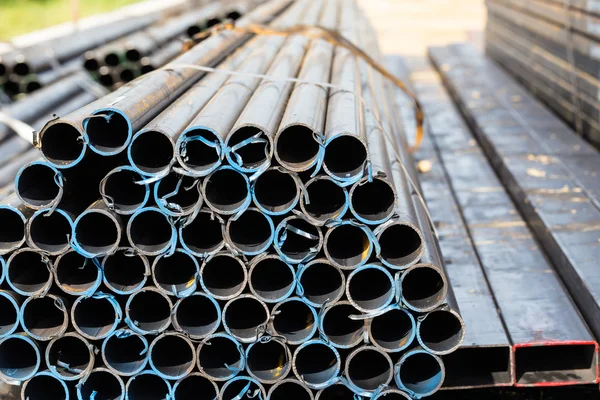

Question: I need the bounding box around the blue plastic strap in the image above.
[180,135,221,162]
[310,132,326,178]
[232,382,252,400]
[165,217,179,257]
[227,134,267,166]
[89,391,97,400]
[171,273,197,298]
[43,170,64,217]
[230,184,252,221]
[295,264,306,298]
[92,292,123,321]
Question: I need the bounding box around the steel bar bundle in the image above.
[485,0,600,148]
[0,1,465,399]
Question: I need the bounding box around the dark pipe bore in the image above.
[201,254,246,300]
[395,351,444,396]
[126,289,172,334]
[153,250,198,296]
[293,341,339,388]
[204,167,249,214]
[346,347,393,391]
[223,296,268,342]
[173,294,220,339]
[298,260,344,306]
[178,129,220,174]
[269,380,313,400]
[103,249,149,294]
[325,224,371,268]
[401,266,447,312]
[197,335,244,380]
[350,177,395,223]
[23,372,68,400]
[126,372,171,400]
[0,292,18,336]
[378,223,423,268]
[249,256,295,302]
[418,309,464,354]
[55,251,102,296]
[276,125,320,170]
[7,249,51,296]
[0,208,26,253]
[247,340,291,383]
[276,218,321,262]
[103,330,148,376]
[347,266,394,312]
[150,334,195,379]
[0,336,39,381]
[324,135,367,180]
[28,210,72,254]
[40,122,85,167]
[86,110,130,154]
[155,173,201,216]
[302,177,347,223]
[102,167,148,214]
[253,168,298,214]
[370,309,415,352]
[22,296,68,340]
[174,373,218,400]
[321,302,365,348]
[74,211,120,257]
[180,210,224,256]
[17,163,60,208]
[227,209,273,255]
[227,127,270,169]
[128,208,173,255]
[73,296,120,339]
[47,334,92,380]
[129,130,174,175]
[78,369,124,400]
[272,299,317,344]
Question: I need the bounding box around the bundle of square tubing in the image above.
[0,0,466,399]
[484,0,600,149]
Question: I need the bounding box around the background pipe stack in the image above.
[0,0,464,399]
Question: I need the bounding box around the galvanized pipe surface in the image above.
[21,371,69,400]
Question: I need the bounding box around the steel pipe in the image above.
[299,176,349,226]
[126,207,177,256]
[102,329,149,377]
[148,332,196,380]
[0,194,32,254]
[196,333,245,381]
[318,300,365,349]
[315,383,355,400]
[225,207,274,256]
[220,376,266,400]
[100,166,150,215]
[152,249,200,297]
[376,218,424,270]
[202,166,251,216]
[45,332,94,381]
[274,215,323,264]
[292,339,341,390]
[76,368,125,400]
[102,248,151,295]
[372,389,411,400]
[125,287,173,335]
[20,294,68,341]
[126,370,173,400]
[252,167,302,216]
[6,248,53,297]
[394,349,445,397]
[344,346,393,392]
[400,264,448,313]
[15,160,62,210]
[245,337,292,384]
[269,297,318,345]
[346,264,395,313]
[222,295,270,343]
[268,378,314,400]
[296,258,345,307]
[21,371,69,400]
[71,292,122,340]
[72,200,123,258]
[139,40,183,75]
[199,252,247,301]
[0,291,20,338]
[368,307,416,353]
[323,221,376,269]
[26,208,74,255]
[248,254,295,303]
[416,307,466,355]
[171,293,221,339]
[0,334,40,382]
[154,172,202,219]
[173,372,219,400]
[179,209,225,257]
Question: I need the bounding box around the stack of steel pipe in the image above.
[0,0,464,399]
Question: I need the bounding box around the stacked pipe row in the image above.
[83,2,248,89]
[0,0,465,399]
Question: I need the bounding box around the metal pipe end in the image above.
[377,221,424,270]
[0,334,40,382]
[22,371,69,400]
[253,167,301,216]
[76,367,125,400]
[176,127,223,177]
[268,378,314,400]
[269,297,318,345]
[101,328,149,377]
[27,208,74,256]
[296,258,345,308]
[274,216,323,264]
[417,307,466,355]
[323,134,368,183]
[202,166,251,216]
[219,376,266,400]
[300,176,349,226]
[196,333,245,382]
[346,264,395,313]
[179,209,225,257]
[101,166,150,215]
[292,340,341,390]
[148,332,197,380]
[7,248,53,297]
[21,294,69,341]
[126,370,173,400]
[349,175,397,225]
[152,248,200,297]
[125,287,173,335]
[274,123,322,172]
[200,252,247,301]
[225,125,274,173]
[400,263,448,313]
[171,293,221,340]
[173,372,219,400]
[225,208,274,256]
[315,382,356,400]
[154,172,202,218]
[372,388,412,400]
[368,307,416,353]
[0,205,27,255]
[222,295,270,344]
[0,291,20,338]
[73,208,121,258]
[344,346,394,393]
[45,333,94,381]
[324,221,375,270]
[16,161,63,210]
[38,119,87,168]
[245,338,292,384]
[248,254,296,303]
[102,247,150,295]
[394,349,445,397]
[84,108,132,156]
[127,207,175,256]
[71,293,122,340]
[318,300,366,349]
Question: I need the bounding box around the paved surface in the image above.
[357,0,486,55]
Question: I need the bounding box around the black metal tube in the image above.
[26,208,74,255]
[15,160,63,210]
[125,287,173,335]
[45,333,94,381]
[400,264,448,313]
[222,295,269,343]
[148,332,196,380]
[196,333,245,381]
[125,370,172,400]
[100,166,150,215]
[179,209,225,257]
[368,307,416,353]
[152,249,200,297]
[248,254,295,303]
[202,166,250,215]
[200,252,247,300]
[345,346,394,392]
[126,207,176,256]
[0,291,20,338]
[274,216,323,264]
[72,200,123,258]
[102,247,150,295]
[71,293,122,340]
[173,372,219,400]
[6,248,53,297]
[246,338,292,384]
[220,376,266,400]
[21,371,69,400]
[318,300,366,349]
[269,297,318,345]
[54,251,100,297]
[296,258,345,307]
[323,222,374,269]
[0,194,33,255]
[77,368,125,400]
[292,340,341,390]
[346,264,395,313]
[252,167,301,215]
[394,349,445,397]
[154,172,202,219]
[172,293,221,340]
[225,208,274,256]
[268,379,314,400]
[300,176,348,226]
[416,307,466,355]
[101,328,149,377]
[0,334,40,382]
[20,294,69,341]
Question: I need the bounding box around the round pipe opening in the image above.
[298,259,345,307]
[370,308,415,352]
[21,296,68,340]
[301,177,348,224]
[119,67,136,82]
[187,25,201,37]
[346,347,393,391]
[320,302,365,348]
[226,10,242,20]
[102,167,149,214]
[200,254,246,300]
[129,130,174,176]
[246,340,291,383]
[197,334,244,381]
[417,309,465,355]
[315,384,355,400]
[325,224,371,269]
[84,57,100,71]
[102,329,148,376]
[226,127,271,171]
[86,109,131,155]
[275,125,320,171]
[99,69,115,87]
[23,372,69,400]
[177,129,221,175]
[73,210,120,257]
[203,168,249,214]
[0,335,39,381]
[0,207,26,253]
[350,177,395,224]
[226,209,273,255]
[25,80,41,93]
[275,218,322,263]
[126,372,172,400]
[152,250,199,297]
[14,61,30,76]
[126,288,172,334]
[126,49,142,62]
[3,78,20,97]
[180,210,224,256]
[378,223,423,268]
[401,265,447,312]
[253,168,299,214]
[220,377,265,400]
[46,334,92,380]
[28,209,72,254]
[172,294,220,339]
[324,136,367,180]
[141,64,155,74]
[16,163,60,209]
[7,249,52,296]
[293,341,340,389]
[55,251,101,295]
[127,208,173,255]
[347,266,394,312]
[249,256,295,303]
[149,334,195,380]
[174,373,219,400]
[0,292,19,337]
[103,249,149,294]
[78,369,124,400]
[155,173,201,216]
[104,53,120,67]
[271,299,317,345]
[72,295,120,340]
[269,379,313,400]
[223,296,269,343]
[40,122,85,167]
[395,351,444,397]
